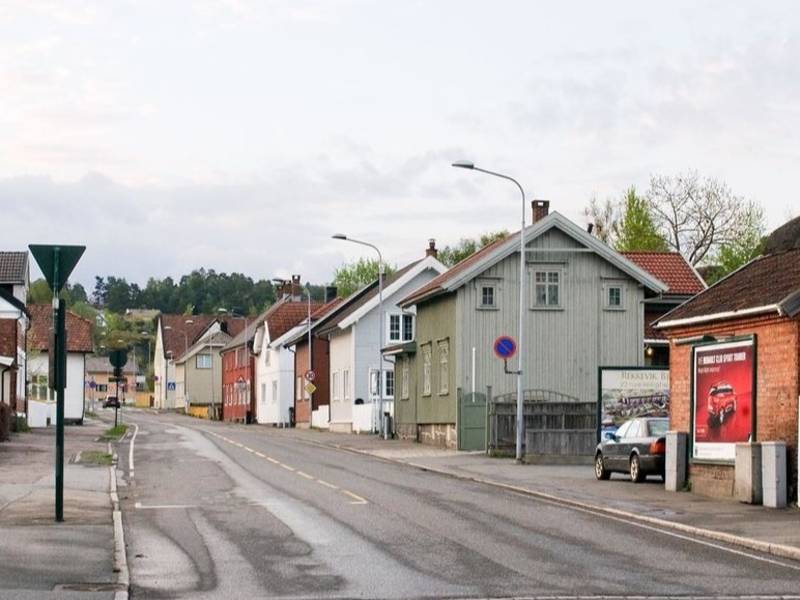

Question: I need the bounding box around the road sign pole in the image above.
[54,296,65,522]
[29,244,85,524]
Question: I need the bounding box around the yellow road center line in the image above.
[280,464,296,472]
[296,471,314,480]
[342,490,368,504]
[316,479,339,490]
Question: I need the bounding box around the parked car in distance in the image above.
[707,381,737,427]
[103,396,120,408]
[594,417,668,483]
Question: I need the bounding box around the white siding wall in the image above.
[328,327,354,429]
[27,353,85,423]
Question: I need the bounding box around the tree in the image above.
[615,187,668,252]
[646,171,765,266]
[583,196,620,246]
[706,212,765,284]
[438,231,509,267]
[332,258,397,298]
[27,278,52,304]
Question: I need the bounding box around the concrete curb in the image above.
[321,440,800,563]
[108,440,130,600]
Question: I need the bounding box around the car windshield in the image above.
[647,420,669,436]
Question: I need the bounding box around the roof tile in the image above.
[620,252,705,296]
[27,304,94,353]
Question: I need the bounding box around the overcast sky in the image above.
[2,1,799,289]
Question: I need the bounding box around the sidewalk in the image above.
[288,427,800,559]
[0,417,122,599]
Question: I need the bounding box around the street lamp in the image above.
[332,234,385,436]
[452,160,527,462]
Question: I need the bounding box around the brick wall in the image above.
[0,319,16,358]
[666,314,799,500]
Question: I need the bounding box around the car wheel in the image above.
[595,453,611,480]
[629,455,645,483]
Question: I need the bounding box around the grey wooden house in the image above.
[388,204,667,450]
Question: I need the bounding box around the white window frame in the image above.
[271,380,278,404]
[422,343,432,396]
[438,339,449,395]
[384,370,395,399]
[532,268,563,309]
[603,282,625,311]
[387,312,415,343]
[196,353,212,369]
[332,371,340,401]
[296,376,302,400]
[343,369,350,400]
[477,279,499,310]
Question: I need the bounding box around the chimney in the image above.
[325,286,338,303]
[425,238,438,258]
[532,200,550,223]
[587,223,594,235]
[291,274,302,301]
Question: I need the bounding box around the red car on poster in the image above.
[706,381,737,427]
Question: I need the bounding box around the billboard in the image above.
[598,368,670,441]
[692,338,756,462]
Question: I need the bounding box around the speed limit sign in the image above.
[304,369,316,382]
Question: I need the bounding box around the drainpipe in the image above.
[1,365,9,439]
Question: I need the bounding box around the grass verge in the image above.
[81,450,114,465]
[102,424,128,440]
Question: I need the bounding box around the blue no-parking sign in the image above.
[493,335,517,360]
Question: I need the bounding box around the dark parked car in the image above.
[707,381,737,427]
[103,396,120,408]
[594,417,668,483]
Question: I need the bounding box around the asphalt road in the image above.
[117,410,800,599]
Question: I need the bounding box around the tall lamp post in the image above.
[332,234,385,436]
[452,160,527,462]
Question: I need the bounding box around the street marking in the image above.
[134,502,197,510]
[342,490,368,505]
[200,428,370,506]
[129,423,139,480]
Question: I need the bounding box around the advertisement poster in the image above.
[692,338,755,462]
[598,368,670,441]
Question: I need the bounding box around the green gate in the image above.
[458,391,487,451]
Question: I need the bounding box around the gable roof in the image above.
[0,286,27,314]
[159,314,217,359]
[220,315,262,352]
[336,255,447,329]
[656,248,800,328]
[315,259,434,337]
[401,212,667,307]
[0,252,28,284]
[620,252,706,296]
[27,304,94,353]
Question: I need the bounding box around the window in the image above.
[271,380,278,404]
[29,374,49,400]
[384,370,394,398]
[604,283,624,310]
[422,344,432,396]
[264,349,270,366]
[332,371,340,401]
[438,339,449,395]
[401,360,409,400]
[343,369,350,400]
[96,383,108,393]
[388,313,414,342]
[402,314,414,341]
[196,354,212,369]
[534,270,560,307]
[261,383,266,404]
[296,376,302,400]
[389,315,401,342]
[479,283,497,309]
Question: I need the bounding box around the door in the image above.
[459,391,487,451]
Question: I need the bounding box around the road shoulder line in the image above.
[109,435,131,600]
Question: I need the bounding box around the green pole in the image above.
[54,254,65,522]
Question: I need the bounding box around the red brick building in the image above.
[221,323,257,424]
[657,246,800,501]
[289,297,342,427]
